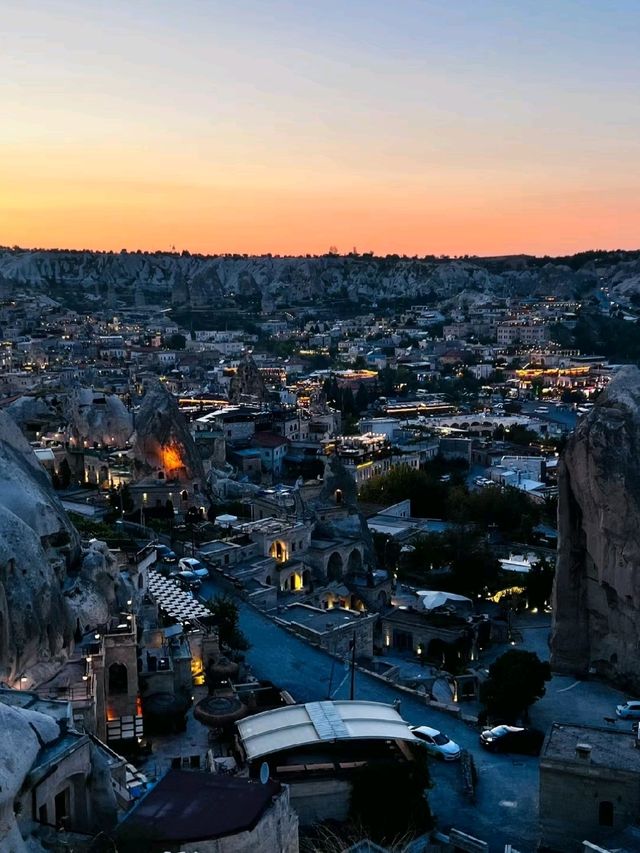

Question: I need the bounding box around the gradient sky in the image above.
[2,0,640,256]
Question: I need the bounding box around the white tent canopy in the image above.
[415,590,472,611]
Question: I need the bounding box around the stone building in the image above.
[277,603,377,657]
[117,769,299,853]
[539,723,640,850]
[0,689,124,851]
[380,606,474,665]
[236,700,418,827]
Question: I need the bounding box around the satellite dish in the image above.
[259,761,270,785]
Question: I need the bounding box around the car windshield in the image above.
[433,733,449,745]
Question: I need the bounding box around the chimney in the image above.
[575,743,592,761]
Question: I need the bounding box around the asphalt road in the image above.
[201,577,540,850]
[199,581,627,852]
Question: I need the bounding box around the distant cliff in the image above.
[2,247,640,309]
[551,366,640,688]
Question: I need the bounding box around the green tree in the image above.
[524,556,555,611]
[206,594,249,650]
[57,457,72,489]
[349,747,432,843]
[355,382,369,412]
[166,332,187,350]
[480,649,551,722]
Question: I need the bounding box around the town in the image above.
[1,248,640,852]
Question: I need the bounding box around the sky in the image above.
[2,0,640,257]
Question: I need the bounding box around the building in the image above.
[117,769,299,853]
[252,431,289,476]
[497,321,549,346]
[277,604,377,657]
[540,723,640,850]
[0,688,126,847]
[235,700,418,826]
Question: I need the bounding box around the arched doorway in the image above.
[327,551,344,581]
[108,662,128,695]
[347,548,363,574]
[269,540,288,563]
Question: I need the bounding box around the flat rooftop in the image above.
[542,723,640,774]
[235,517,304,535]
[119,769,281,843]
[283,604,365,632]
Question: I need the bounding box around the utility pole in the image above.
[350,630,356,701]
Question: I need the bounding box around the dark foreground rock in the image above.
[551,366,640,688]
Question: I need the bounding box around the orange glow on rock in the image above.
[161,444,183,471]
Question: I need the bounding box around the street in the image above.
[201,579,628,851]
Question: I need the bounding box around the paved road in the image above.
[200,580,627,852]
[201,578,539,851]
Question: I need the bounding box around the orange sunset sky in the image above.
[2,1,640,257]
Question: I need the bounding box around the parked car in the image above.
[410,726,461,761]
[479,725,544,755]
[156,544,177,564]
[173,571,202,591]
[178,557,209,580]
[616,701,640,719]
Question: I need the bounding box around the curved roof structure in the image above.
[236,700,418,761]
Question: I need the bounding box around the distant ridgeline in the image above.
[2,246,640,313]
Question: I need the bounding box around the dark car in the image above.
[156,544,178,565]
[172,570,202,591]
[479,725,544,755]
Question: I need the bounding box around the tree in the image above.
[524,556,555,611]
[480,649,551,722]
[355,382,369,412]
[349,747,432,843]
[206,594,249,650]
[57,457,72,489]
[166,332,187,350]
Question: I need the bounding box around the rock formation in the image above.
[0,701,60,851]
[311,454,376,571]
[132,381,206,484]
[228,353,268,405]
[0,698,118,852]
[0,410,81,683]
[551,366,640,688]
[0,411,127,685]
[64,387,133,447]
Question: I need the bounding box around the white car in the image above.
[178,557,209,580]
[410,726,461,761]
[616,701,640,719]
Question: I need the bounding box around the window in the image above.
[599,801,614,827]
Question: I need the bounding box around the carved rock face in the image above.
[551,366,640,688]
[0,411,81,681]
[133,382,205,484]
[228,354,268,405]
[65,387,133,447]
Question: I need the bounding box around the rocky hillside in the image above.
[0,410,139,685]
[1,247,639,310]
[551,365,640,689]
